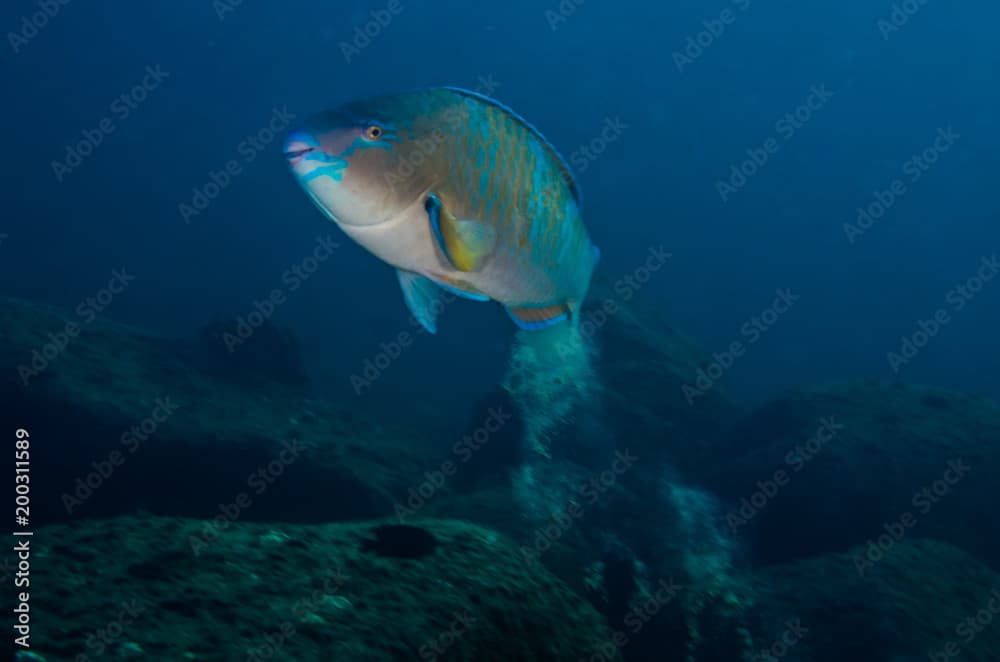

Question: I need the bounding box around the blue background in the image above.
[3,0,997,416]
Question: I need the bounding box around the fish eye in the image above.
[365,125,384,140]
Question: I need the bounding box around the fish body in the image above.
[284,87,598,332]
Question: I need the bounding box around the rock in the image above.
[749,539,1000,662]
[31,516,622,661]
[0,296,439,525]
[583,275,745,476]
[704,380,1000,567]
[198,316,308,387]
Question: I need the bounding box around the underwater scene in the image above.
[3,1,999,660]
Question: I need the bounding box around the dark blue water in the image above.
[3,0,997,410]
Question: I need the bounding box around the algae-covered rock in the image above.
[583,276,744,475]
[32,516,622,661]
[198,316,308,387]
[0,296,438,525]
[704,380,1000,566]
[750,539,1000,662]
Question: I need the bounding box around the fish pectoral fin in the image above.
[505,304,570,331]
[397,270,445,334]
[426,192,496,272]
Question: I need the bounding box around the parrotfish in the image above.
[283,87,598,333]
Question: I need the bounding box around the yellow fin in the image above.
[428,193,497,272]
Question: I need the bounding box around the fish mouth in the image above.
[285,146,315,159]
[283,130,319,164]
[284,145,316,165]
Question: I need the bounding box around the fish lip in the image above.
[283,130,319,163]
[284,146,316,165]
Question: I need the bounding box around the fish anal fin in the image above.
[506,304,570,331]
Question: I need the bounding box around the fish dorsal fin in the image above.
[441,87,582,209]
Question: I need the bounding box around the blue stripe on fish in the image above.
[475,142,485,170]
[478,170,490,201]
[506,307,569,330]
[425,194,450,263]
[301,150,349,183]
[434,279,490,302]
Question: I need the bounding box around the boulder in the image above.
[750,539,1000,662]
[703,380,1000,567]
[29,516,622,661]
[0,296,437,525]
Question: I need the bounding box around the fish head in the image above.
[284,98,440,229]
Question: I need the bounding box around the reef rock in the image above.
[0,296,435,525]
[750,538,1000,662]
[704,379,1000,567]
[30,516,622,661]
[582,275,745,475]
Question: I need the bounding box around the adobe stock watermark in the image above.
[544,0,586,31]
[853,458,970,577]
[672,0,752,72]
[584,578,683,662]
[682,288,800,405]
[6,0,71,56]
[340,0,404,63]
[568,117,628,175]
[878,0,932,41]
[213,0,246,21]
[929,588,1000,662]
[18,268,136,385]
[843,126,959,244]
[519,450,638,564]
[348,287,465,395]
[74,599,148,662]
[887,254,998,373]
[244,569,351,662]
[179,106,296,224]
[222,235,339,353]
[51,65,171,183]
[716,84,834,202]
[556,245,672,357]
[394,406,513,521]
[188,437,317,556]
[609,245,673,303]
[384,75,501,189]
[418,610,477,661]
[61,397,180,515]
[725,417,843,533]
[747,619,808,662]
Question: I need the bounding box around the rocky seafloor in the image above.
[3,278,999,661]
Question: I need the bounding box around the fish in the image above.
[283,87,599,333]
